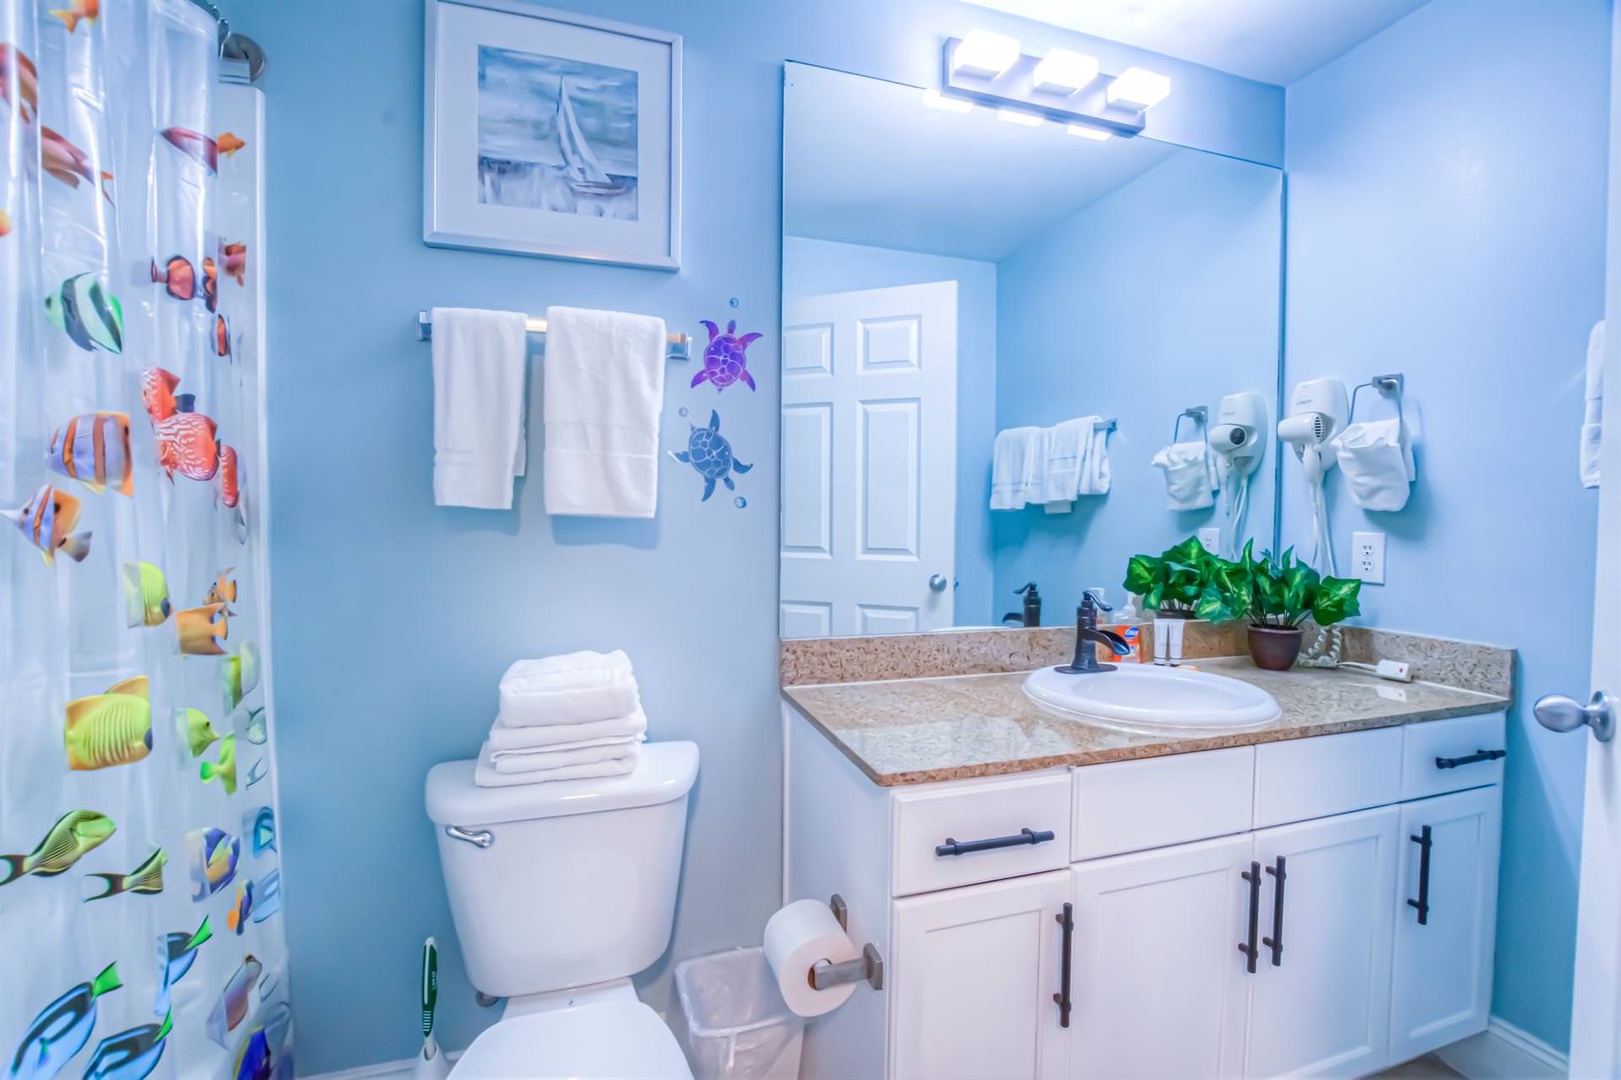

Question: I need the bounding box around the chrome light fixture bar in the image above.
[941,35,1169,137]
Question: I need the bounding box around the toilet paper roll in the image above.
[763,898,860,1018]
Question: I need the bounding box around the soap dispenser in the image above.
[1004,583,1042,628]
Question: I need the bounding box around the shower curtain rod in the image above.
[184,0,267,83]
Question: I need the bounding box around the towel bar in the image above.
[416,309,691,361]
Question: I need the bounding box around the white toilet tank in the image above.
[425,741,699,999]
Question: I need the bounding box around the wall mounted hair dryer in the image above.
[1278,378,1349,574]
[1208,392,1267,557]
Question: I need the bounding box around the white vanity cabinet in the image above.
[785,709,1507,1080]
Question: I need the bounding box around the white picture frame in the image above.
[424,0,682,270]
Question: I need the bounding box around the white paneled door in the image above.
[780,282,958,638]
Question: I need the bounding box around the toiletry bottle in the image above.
[1099,589,1146,663]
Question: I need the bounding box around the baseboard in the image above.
[304,1051,460,1080]
[312,1021,1565,1080]
[1435,1016,1569,1080]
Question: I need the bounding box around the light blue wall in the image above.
[783,236,998,626]
[993,151,1283,609]
[227,0,1282,1071]
[1283,0,1609,1051]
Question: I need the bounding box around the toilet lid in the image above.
[450,1000,693,1079]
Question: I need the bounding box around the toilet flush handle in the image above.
[445,825,494,849]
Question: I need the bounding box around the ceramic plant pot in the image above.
[1248,625,1304,671]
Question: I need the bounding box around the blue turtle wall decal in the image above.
[669,410,752,501]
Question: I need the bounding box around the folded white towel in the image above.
[1040,417,1111,514]
[1078,421,1112,497]
[498,650,641,727]
[432,307,529,509]
[488,707,648,748]
[991,427,1045,510]
[1152,441,1216,510]
[1041,418,1090,505]
[474,741,639,787]
[1584,319,1604,488]
[543,306,667,518]
[490,739,643,774]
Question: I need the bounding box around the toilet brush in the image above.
[412,937,452,1080]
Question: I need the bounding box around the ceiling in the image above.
[959,0,1434,85]
[785,64,1182,261]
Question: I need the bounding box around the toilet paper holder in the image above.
[812,894,884,992]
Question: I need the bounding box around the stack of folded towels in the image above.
[474,650,647,787]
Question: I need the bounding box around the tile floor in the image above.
[1370,1054,1464,1078]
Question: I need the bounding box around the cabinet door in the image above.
[1245,805,1401,1079]
[1389,786,1502,1060]
[891,870,1071,1080]
[1069,834,1252,1080]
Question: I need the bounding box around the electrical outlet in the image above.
[1197,528,1221,554]
[1352,530,1386,585]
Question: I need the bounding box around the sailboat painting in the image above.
[477,46,640,221]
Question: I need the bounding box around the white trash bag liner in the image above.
[674,947,806,1080]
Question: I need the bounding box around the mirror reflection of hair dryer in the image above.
[1278,378,1350,573]
[1207,392,1268,557]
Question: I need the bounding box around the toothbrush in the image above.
[412,937,451,1080]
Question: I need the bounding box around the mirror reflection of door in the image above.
[780,282,958,638]
[780,62,1283,641]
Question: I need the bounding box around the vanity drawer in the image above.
[1254,727,1403,828]
[1071,746,1255,860]
[1402,713,1507,799]
[890,773,1071,897]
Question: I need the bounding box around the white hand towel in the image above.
[543,306,667,518]
[1152,441,1216,510]
[1077,420,1112,496]
[991,427,1045,510]
[487,707,648,748]
[1332,418,1414,511]
[489,739,644,774]
[431,307,528,509]
[1584,319,1604,488]
[474,742,639,787]
[497,650,641,727]
[1041,418,1092,504]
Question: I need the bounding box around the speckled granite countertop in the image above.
[783,657,1511,787]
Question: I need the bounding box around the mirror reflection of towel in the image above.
[1152,441,1216,510]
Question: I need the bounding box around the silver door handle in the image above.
[1534,690,1616,743]
[928,574,949,592]
[444,825,494,848]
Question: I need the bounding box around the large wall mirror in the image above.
[779,62,1285,639]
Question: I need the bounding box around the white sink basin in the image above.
[1024,664,1282,735]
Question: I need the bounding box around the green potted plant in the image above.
[1121,536,1235,621]
[1225,541,1363,670]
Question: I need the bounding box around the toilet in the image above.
[425,741,701,1078]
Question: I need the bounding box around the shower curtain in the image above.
[0,0,290,1076]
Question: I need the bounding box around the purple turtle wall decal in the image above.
[691,319,761,392]
[668,410,752,501]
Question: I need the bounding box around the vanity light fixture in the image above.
[950,30,1021,78]
[1031,48,1099,93]
[940,36,1170,137]
[1107,67,1172,110]
[922,88,974,113]
[997,108,1044,127]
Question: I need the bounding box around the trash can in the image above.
[674,947,806,1080]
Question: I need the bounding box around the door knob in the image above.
[1534,690,1616,743]
[928,574,949,592]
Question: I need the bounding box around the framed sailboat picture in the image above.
[424,0,682,269]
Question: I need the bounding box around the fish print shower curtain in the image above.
[0,0,289,1076]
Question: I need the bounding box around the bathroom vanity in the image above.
[782,642,1511,1080]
